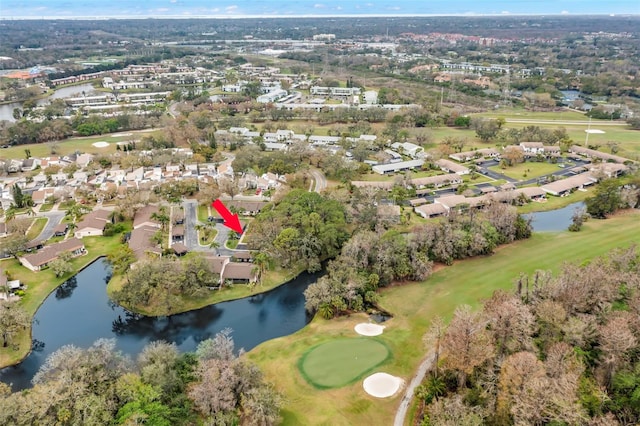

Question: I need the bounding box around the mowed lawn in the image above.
[299,338,390,389]
[488,161,561,180]
[248,210,640,426]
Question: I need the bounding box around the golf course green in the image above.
[299,338,391,389]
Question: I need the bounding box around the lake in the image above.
[0,259,321,390]
[527,201,585,232]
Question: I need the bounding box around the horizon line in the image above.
[1,13,638,21]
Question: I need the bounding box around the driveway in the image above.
[182,199,233,256]
[183,200,199,251]
[33,210,65,241]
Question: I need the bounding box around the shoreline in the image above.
[0,254,306,369]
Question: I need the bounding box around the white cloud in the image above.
[335,6,342,10]
[155,8,170,12]
[226,5,238,12]
[560,10,570,14]
[314,3,326,8]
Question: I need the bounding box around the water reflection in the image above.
[0,258,321,391]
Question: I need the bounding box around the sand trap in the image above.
[363,372,404,398]
[92,141,110,148]
[585,129,605,134]
[355,323,385,336]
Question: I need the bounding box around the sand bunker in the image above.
[585,129,605,134]
[92,141,110,148]
[355,323,385,336]
[363,372,404,398]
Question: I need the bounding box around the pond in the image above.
[527,201,585,232]
[0,83,97,122]
[0,259,321,390]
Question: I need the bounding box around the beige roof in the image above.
[541,173,597,195]
[22,238,85,267]
[172,243,188,255]
[133,205,161,228]
[172,225,184,237]
[222,262,256,281]
[128,225,162,260]
[207,256,228,274]
[415,203,448,217]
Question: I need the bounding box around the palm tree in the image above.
[252,252,270,287]
[25,206,35,217]
[208,240,220,254]
[4,205,17,222]
[151,207,170,232]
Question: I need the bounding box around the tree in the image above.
[48,251,75,277]
[586,179,623,218]
[0,301,29,348]
[252,252,270,286]
[11,184,25,209]
[441,305,495,388]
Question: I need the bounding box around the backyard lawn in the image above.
[0,233,124,368]
[249,209,640,426]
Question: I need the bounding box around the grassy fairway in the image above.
[299,338,390,389]
[0,130,161,160]
[248,210,640,426]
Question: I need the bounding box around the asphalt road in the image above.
[33,210,65,241]
[309,169,327,193]
[183,199,232,256]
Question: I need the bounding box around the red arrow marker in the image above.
[212,199,243,234]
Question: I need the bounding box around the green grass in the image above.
[474,108,590,121]
[299,338,390,389]
[0,233,124,368]
[248,210,640,426]
[197,204,210,222]
[26,217,47,241]
[0,130,162,161]
[38,203,55,212]
[488,161,563,180]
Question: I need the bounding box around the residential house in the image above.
[133,205,162,229]
[128,225,162,260]
[391,142,425,159]
[172,242,188,256]
[372,159,425,175]
[435,159,470,175]
[569,145,631,164]
[541,173,597,196]
[19,238,86,271]
[221,262,257,284]
[75,209,112,238]
[52,223,68,237]
[171,225,184,242]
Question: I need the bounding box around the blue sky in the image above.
[3,1,639,18]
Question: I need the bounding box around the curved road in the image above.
[32,210,66,241]
[394,352,435,426]
[309,169,327,193]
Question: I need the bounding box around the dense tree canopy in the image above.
[246,189,349,272]
[0,331,281,425]
[416,246,640,426]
